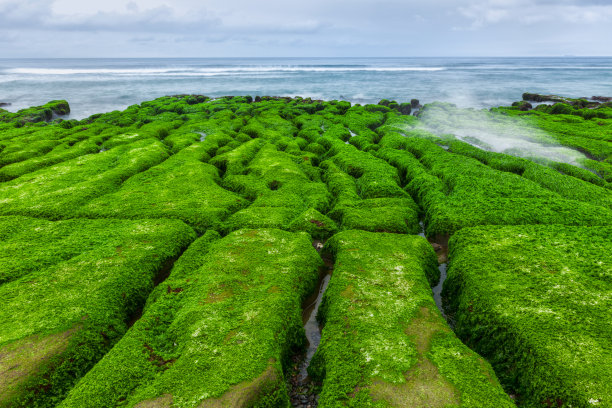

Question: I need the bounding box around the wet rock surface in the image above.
[288,357,320,408]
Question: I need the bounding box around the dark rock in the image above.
[378,99,390,107]
[570,98,598,109]
[512,101,533,111]
[410,99,420,108]
[522,93,565,103]
[398,102,412,115]
[592,96,612,102]
[0,102,11,107]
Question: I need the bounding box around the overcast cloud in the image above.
[0,0,611,57]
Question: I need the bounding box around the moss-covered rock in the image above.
[59,229,322,408]
[310,230,514,407]
[0,216,195,408]
[445,225,612,407]
[288,207,338,239]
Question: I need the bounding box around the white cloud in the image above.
[455,0,612,29]
[0,0,611,56]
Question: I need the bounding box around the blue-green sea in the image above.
[1,57,611,119]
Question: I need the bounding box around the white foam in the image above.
[6,68,174,75]
[5,66,446,76]
[417,106,587,165]
[459,65,612,70]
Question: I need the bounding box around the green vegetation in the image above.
[493,94,612,169]
[444,225,612,407]
[310,231,514,407]
[78,149,247,234]
[0,100,70,125]
[0,138,169,219]
[221,143,332,234]
[320,142,421,234]
[374,131,612,237]
[0,216,195,408]
[0,94,610,407]
[60,229,322,407]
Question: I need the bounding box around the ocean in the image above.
[1,57,611,119]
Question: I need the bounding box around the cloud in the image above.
[0,0,52,28]
[455,0,612,30]
[0,0,611,57]
[0,0,330,37]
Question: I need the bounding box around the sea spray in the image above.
[416,103,586,165]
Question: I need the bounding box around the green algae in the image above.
[0,94,610,406]
[309,230,514,407]
[319,142,421,234]
[77,153,247,234]
[60,229,322,408]
[0,138,169,219]
[0,216,195,408]
[0,100,70,125]
[444,225,612,408]
[221,142,332,234]
[375,131,612,237]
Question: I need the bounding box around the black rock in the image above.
[522,93,565,103]
[410,99,420,108]
[511,101,533,111]
[0,102,11,107]
[398,102,412,115]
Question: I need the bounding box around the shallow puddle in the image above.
[418,221,426,238]
[432,263,448,322]
[300,272,331,382]
[289,240,333,407]
[299,241,333,382]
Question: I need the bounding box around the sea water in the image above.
[1,57,611,119]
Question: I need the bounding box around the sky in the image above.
[1,0,611,57]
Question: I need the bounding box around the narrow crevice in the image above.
[126,246,189,329]
[419,217,452,325]
[432,262,449,324]
[418,220,426,238]
[288,239,334,408]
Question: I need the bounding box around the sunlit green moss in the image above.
[60,229,322,408]
[310,230,514,407]
[445,225,612,407]
[0,138,169,219]
[0,216,195,408]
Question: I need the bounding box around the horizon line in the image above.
[1,55,612,60]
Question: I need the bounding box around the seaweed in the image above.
[310,230,514,407]
[445,225,612,407]
[60,229,322,408]
[0,216,195,408]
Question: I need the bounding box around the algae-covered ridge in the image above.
[309,231,513,407]
[444,225,612,408]
[0,94,611,407]
[60,229,322,407]
[0,216,195,408]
